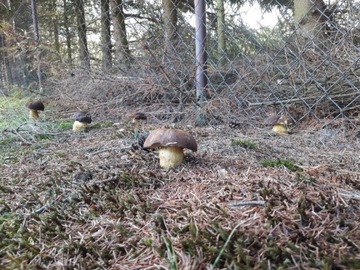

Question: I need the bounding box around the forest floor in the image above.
[1,98,360,269]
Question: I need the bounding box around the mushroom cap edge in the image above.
[143,128,197,151]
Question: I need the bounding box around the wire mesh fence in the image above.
[1,0,360,132]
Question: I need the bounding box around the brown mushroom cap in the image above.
[133,112,147,121]
[279,115,293,126]
[143,128,197,151]
[26,101,45,111]
[73,111,92,124]
[263,114,280,126]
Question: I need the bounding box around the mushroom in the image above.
[26,100,45,119]
[132,112,147,123]
[264,114,292,134]
[143,128,197,169]
[72,111,92,132]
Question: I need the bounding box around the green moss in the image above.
[143,238,153,247]
[0,97,29,129]
[261,159,302,172]
[295,173,315,184]
[230,139,257,149]
[35,133,54,140]
[91,121,113,129]
[340,257,360,268]
[56,119,73,130]
[122,121,131,127]
[0,137,17,146]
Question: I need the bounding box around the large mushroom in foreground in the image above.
[143,128,197,169]
[26,100,45,119]
[72,111,92,132]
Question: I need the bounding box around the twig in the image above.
[11,129,34,145]
[337,189,360,200]
[87,145,133,155]
[337,170,360,175]
[227,200,266,207]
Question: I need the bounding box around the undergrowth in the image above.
[0,98,359,269]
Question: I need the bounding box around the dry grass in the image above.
[1,101,360,269]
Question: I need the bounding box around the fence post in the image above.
[195,0,207,103]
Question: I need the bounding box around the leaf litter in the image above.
[0,112,360,269]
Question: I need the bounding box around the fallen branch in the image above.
[337,189,360,200]
[227,200,266,207]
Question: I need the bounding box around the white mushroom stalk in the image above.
[143,128,198,169]
[159,146,185,169]
[29,109,40,119]
[271,118,288,134]
[73,121,89,132]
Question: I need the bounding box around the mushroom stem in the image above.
[158,146,185,169]
[272,124,288,134]
[73,121,88,132]
[29,109,40,119]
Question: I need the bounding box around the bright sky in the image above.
[240,2,279,29]
[187,2,280,30]
[188,0,360,30]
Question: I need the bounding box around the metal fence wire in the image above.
[1,0,360,131]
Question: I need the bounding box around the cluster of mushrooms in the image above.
[26,101,92,132]
[25,100,292,169]
[25,101,198,169]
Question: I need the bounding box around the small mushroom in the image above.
[264,114,292,134]
[72,111,92,132]
[26,100,45,119]
[132,112,147,123]
[143,128,197,169]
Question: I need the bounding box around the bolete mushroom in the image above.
[143,128,197,169]
[132,112,147,123]
[26,100,45,119]
[264,114,292,134]
[72,111,92,132]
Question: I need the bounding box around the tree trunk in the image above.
[0,0,13,90]
[30,0,43,91]
[31,0,40,41]
[7,0,30,87]
[74,0,90,70]
[294,0,328,45]
[162,0,178,58]
[101,0,112,71]
[52,0,60,54]
[110,0,131,69]
[63,0,72,63]
[216,0,225,67]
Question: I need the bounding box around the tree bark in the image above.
[30,0,43,91]
[110,0,131,68]
[216,0,225,67]
[294,0,327,44]
[162,0,178,58]
[101,0,112,71]
[74,0,90,70]
[52,0,60,54]
[0,0,13,89]
[63,0,72,63]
